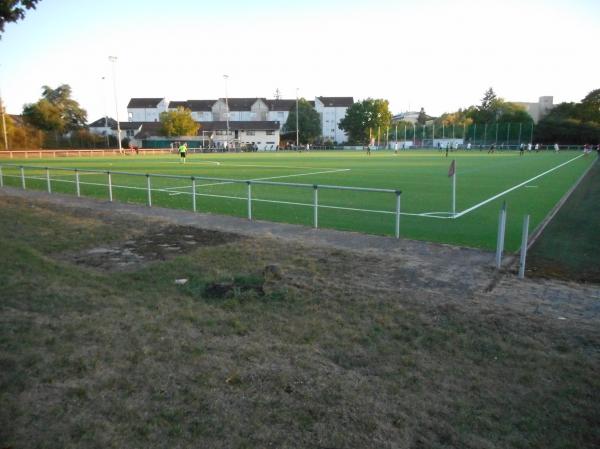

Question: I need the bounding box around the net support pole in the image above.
[247,181,252,220]
[20,166,25,189]
[313,185,318,229]
[75,170,81,197]
[46,168,51,193]
[518,214,530,279]
[108,171,113,202]
[146,174,152,207]
[495,201,507,269]
[395,190,402,239]
[192,177,196,212]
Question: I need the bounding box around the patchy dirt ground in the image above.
[57,225,243,272]
[2,187,597,325]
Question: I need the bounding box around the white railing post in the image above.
[107,171,113,202]
[192,177,197,212]
[75,170,81,197]
[146,174,152,207]
[46,167,52,193]
[20,166,26,189]
[495,201,507,269]
[395,190,402,238]
[518,214,530,279]
[313,185,319,228]
[247,181,252,220]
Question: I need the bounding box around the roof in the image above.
[187,100,217,111]
[265,99,296,111]
[317,96,354,107]
[127,98,164,108]
[133,122,163,139]
[219,98,266,111]
[111,121,144,130]
[89,117,117,127]
[167,101,188,109]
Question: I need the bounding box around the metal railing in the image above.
[0,163,403,238]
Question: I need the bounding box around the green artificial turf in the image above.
[0,149,593,251]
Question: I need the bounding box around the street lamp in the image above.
[224,74,230,150]
[108,56,122,151]
[295,88,299,148]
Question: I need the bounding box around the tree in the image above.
[0,114,44,149]
[339,98,392,144]
[578,88,600,122]
[22,84,87,132]
[283,99,321,143]
[480,87,497,111]
[159,107,199,137]
[0,0,40,37]
[535,89,600,143]
[416,107,429,125]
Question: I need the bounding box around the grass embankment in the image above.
[528,157,600,282]
[1,195,599,448]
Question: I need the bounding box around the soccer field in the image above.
[0,149,594,251]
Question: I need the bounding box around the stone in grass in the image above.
[174,278,189,285]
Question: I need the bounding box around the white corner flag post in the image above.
[448,159,456,216]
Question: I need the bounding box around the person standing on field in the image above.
[554,143,559,153]
[179,142,187,163]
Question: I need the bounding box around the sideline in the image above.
[453,153,586,219]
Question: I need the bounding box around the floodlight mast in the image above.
[224,75,230,150]
[108,56,122,151]
[101,76,110,148]
[295,88,299,148]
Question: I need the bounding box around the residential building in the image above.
[127,98,168,122]
[392,111,420,124]
[124,95,354,144]
[513,96,554,123]
[314,97,353,143]
[88,117,117,136]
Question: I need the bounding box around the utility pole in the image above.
[108,56,122,151]
[0,93,8,150]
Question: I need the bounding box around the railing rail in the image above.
[0,163,403,238]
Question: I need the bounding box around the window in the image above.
[246,131,255,136]
[266,130,274,135]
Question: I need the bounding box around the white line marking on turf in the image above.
[164,161,221,165]
[163,168,350,195]
[198,168,351,188]
[453,153,585,219]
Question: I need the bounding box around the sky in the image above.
[1,0,599,122]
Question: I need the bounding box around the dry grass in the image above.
[1,195,599,449]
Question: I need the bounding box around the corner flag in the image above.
[448,159,456,177]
